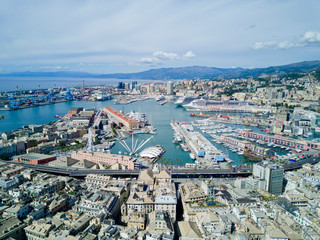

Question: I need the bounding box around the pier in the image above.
[171,120,228,169]
[204,115,270,129]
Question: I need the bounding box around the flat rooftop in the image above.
[0,216,25,237]
[16,153,55,160]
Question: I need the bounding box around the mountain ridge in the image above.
[1,60,320,80]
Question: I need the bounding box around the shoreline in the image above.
[0,99,73,111]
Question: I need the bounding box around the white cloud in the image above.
[253,41,277,50]
[139,50,195,65]
[39,66,70,71]
[277,41,303,49]
[153,51,178,60]
[253,31,320,50]
[183,51,196,58]
[253,40,302,50]
[300,31,320,43]
[139,57,159,65]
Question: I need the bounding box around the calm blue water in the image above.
[0,99,259,165]
[0,100,196,165]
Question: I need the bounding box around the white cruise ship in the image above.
[96,94,112,101]
[183,98,249,110]
[174,96,200,106]
[182,98,273,113]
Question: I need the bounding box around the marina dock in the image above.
[171,120,229,169]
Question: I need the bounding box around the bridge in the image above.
[7,155,320,178]
[7,161,251,178]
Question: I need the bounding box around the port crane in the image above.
[8,93,20,109]
[65,89,74,101]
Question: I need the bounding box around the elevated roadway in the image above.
[6,155,320,178]
[8,161,250,178]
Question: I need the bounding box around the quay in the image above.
[242,129,320,150]
[0,88,75,111]
[219,134,272,160]
[205,116,270,128]
[171,120,227,169]
[113,95,151,104]
[0,99,72,111]
[185,105,272,114]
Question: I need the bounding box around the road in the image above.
[5,154,320,178]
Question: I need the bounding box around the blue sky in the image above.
[0,0,320,73]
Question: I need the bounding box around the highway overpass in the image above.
[6,155,320,178]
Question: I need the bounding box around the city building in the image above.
[265,165,284,196]
[75,190,119,218]
[25,221,55,240]
[177,221,203,240]
[85,174,130,205]
[85,174,111,187]
[144,211,174,240]
[195,210,226,237]
[1,165,24,178]
[3,204,32,219]
[27,204,46,221]
[253,163,284,196]
[0,217,26,240]
[49,198,67,214]
[0,177,17,189]
[167,81,174,95]
[126,212,145,230]
[103,106,139,129]
[69,214,93,236]
[124,168,177,222]
[13,153,57,165]
[201,180,215,198]
[71,151,135,170]
[180,182,207,203]
[242,129,320,150]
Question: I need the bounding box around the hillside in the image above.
[1,60,320,80]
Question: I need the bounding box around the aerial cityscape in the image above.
[1,1,320,240]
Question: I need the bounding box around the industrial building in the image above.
[103,107,139,129]
[13,153,57,165]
